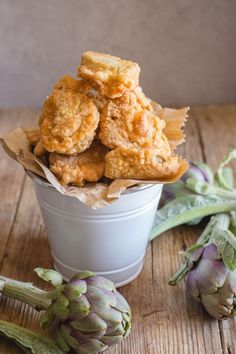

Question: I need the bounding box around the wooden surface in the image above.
[0,106,236,353]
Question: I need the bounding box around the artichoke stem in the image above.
[169,263,190,285]
[0,276,51,311]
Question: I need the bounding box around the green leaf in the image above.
[55,329,70,352]
[39,307,54,330]
[69,296,90,320]
[219,167,234,189]
[34,268,63,287]
[60,324,78,350]
[213,229,236,271]
[215,149,236,190]
[186,178,218,195]
[52,295,70,321]
[150,195,236,240]
[0,320,65,354]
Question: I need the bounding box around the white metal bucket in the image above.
[29,172,163,287]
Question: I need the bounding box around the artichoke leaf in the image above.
[34,268,63,287]
[0,320,64,354]
[213,229,236,271]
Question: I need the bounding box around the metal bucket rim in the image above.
[26,170,161,195]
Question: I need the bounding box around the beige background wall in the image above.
[0,0,236,108]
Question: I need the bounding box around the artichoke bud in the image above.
[36,269,131,354]
[182,162,213,184]
[186,244,236,319]
[161,161,214,206]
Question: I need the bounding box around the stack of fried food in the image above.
[25,51,188,187]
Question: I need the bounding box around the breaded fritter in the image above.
[49,142,109,186]
[53,75,92,95]
[39,89,99,155]
[99,91,165,149]
[24,128,40,146]
[24,128,47,157]
[105,146,187,181]
[78,51,140,98]
[54,75,107,112]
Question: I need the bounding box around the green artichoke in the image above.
[0,269,131,354]
[186,243,236,319]
[169,213,236,319]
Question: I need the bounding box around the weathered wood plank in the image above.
[0,110,29,263]
[0,109,47,353]
[0,177,53,353]
[196,105,236,354]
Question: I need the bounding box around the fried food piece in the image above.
[54,75,107,113]
[39,89,100,155]
[105,146,188,181]
[49,142,109,186]
[87,89,107,112]
[99,91,165,149]
[53,75,92,95]
[78,51,140,98]
[33,139,47,157]
[24,128,48,157]
[24,128,40,146]
[134,86,153,111]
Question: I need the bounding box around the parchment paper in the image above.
[0,105,189,209]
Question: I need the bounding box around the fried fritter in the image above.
[78,51,140,98]
[39,89,100,155]
[53,75,92,95]
[99,91,165,149]
[134,86,153,111]
[24,128,47,157]
[24,128,40,146]
[49,142,109,186]
[105,146,188,181]
[54,75,107,113]
[33,140,47,157]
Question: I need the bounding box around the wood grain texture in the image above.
[0,106,235,353]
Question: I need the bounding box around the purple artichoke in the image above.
[0,269,131,354]
[187,244,236,319]
[160,161,214,206]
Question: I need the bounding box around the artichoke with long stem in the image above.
[0,269,131,354]
[169,213,236,319]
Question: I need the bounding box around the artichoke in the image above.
[186,243,236,319]
[160,161,214,205]
[169,213,236,319]
[0,269,131,354]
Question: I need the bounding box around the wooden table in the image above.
[0,106,236,354]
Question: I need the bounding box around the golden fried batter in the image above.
[33,140,47,157]
[105,147,188,181]
[78,51,140,98]
[49,142,109,186]
[24,128,47,157]
[53,75,107,113]
[134,86,153,111]
[39,89,100,155]
[99,91,165,149]
[53,75,92,95]
[24,128,40,146]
